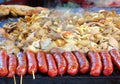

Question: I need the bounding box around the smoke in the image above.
[45,0,84,15]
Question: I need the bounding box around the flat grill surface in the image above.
[0,7,120,84]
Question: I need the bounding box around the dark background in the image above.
[0,0,92,7]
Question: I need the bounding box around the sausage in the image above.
[46,53,58,77]
[53,53,67,75]
[73,51,90,74]
[109,49,120,70]
[0,50,8,76]
[100,51,113,76]
[87,51,102,76]
[26,50,37,75]
[7,54,17,78]
[63,52,79,76]
[16,52,27,76]
[36,51,48,73]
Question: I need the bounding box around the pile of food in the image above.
[0,6,120,54]
[0,5,120,79]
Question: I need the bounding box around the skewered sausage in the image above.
[0,50,8,76]
[26,50,37,75]
[87,51,102,76]
[100,51,113,76]
[109,49,120,70]
[16,52,27,76]
[53,53,67,75]
[46,53,58,77]
[7,54,17,77]
[63,52,79,76]
[0,49,119,77]
[73,51,89,74]
[36,51,48,73]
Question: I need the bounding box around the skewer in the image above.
[20,75,22,84]
[13,75,16,84]
[32,71,35,79]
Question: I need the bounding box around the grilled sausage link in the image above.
[100,51,113,76]
[63,52,79,76]
[46,53,58,77]
[88,51,102,76]
[109,49,120,70]
[73,51,90,74]
[26,50,37,75]
[16,52,27,76]
[0,50,8,76]
[7,54,17,77]
[53,53,67,75]
[36,51,48,73]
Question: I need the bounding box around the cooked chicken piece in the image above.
[3,22,16,32]
[0,36,16,54]
[32,40,41,49]
[78,40,91,47]
[100,42,108,50]
[109,37,119,49]
[55,39,65,47]
[0,5,49,17]
[27,45,39,53]
[62,42,78,51]
[40,38,52,50]
[89,26,100,34]
[26,32,35,42]
[0,5,9,17]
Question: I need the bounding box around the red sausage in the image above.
[87,51,102,76]
[109,49,120,70]
[16,52,27,76]
[36,51,48,73]
[100,51,113,76]
[26,50,37,75]
[53,53,67,75]
[63,52,79,76]
[46,53,58,77]
[0,50,8,76]
[7,54,17,78]
[73,51,90,74]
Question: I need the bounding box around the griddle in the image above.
[0,68,120,84]
[0,7,120,84]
